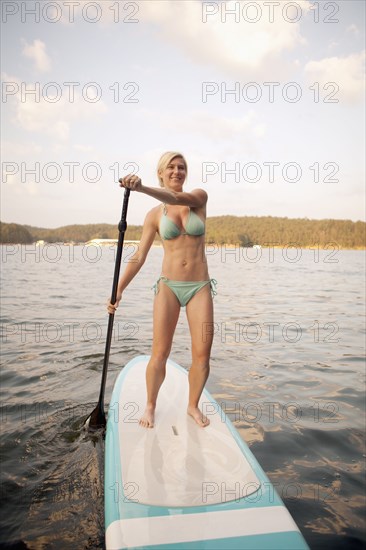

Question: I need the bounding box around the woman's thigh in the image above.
[151,280,181,358]
[185,284,214,360]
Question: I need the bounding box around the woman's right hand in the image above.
[107,294,122,314]
[119,174,142,192]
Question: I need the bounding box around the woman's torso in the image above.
[155,204,209,281]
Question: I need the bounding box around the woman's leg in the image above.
[185,284,214,427]
[139,280,181,427]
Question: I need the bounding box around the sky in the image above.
[1,0,365,227]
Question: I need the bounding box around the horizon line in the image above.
[1,213,366,230]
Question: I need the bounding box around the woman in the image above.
[107,152,215,428]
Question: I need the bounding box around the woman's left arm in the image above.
[119,175,207,208]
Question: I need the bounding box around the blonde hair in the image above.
[157,151,187,187]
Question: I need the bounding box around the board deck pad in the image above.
[114,356,260,507]
[105,356,310,549]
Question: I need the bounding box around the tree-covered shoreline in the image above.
[0,216,365,249]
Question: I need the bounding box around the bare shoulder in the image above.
[191,188,208,202]
[191,188,208,198]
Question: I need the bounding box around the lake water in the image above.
[0,244,365,549]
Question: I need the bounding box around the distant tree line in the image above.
[0,217,365,248]
[0,222,34,244]
[205,216,366,249]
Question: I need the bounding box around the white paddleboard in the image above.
[105,355,309,549]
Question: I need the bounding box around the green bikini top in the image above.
[159,204,205,240]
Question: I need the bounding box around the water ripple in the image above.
[0,247,365,548]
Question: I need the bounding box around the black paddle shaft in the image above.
[87,188,131,430]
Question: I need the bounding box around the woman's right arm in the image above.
[119,175,207,209]
[107,209,157,314]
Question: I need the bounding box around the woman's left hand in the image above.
[119,174,142,192]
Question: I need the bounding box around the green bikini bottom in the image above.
[152,276,217,307]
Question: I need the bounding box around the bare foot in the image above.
[139,404,155,428]
[187,406,210,427]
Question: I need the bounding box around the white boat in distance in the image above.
[85,239,140,246]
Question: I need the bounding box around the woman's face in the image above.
[160,157,187,190]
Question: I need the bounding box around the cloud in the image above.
[137,107,265,141]
[16,93,107,140]
[135,108,266,157]
[304,50,365,103]
[180,110,266,143]
[17,100,70,140]
[21,39,51,72]
[346,24,360,37]
[2,73,108,141]
[74,144,95,152]
[141,0,311,78]
[1,140,43,157]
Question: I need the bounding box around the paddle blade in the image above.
[86,405,106,432]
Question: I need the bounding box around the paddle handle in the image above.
[110,187,131,305]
